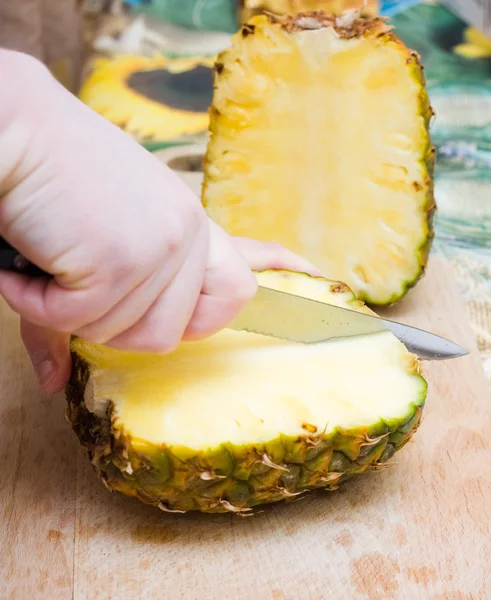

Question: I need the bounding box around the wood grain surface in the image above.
[1,258,490,600]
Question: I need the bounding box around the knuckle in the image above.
[160,203,206,258]
[98,244,142,287]
[164,217,187,256]
[229,272,257,306]
[237,275,258,302]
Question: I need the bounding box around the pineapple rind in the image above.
[66,269,427,515]
[391,47,436,305]
[202,12,436,306]
[66,362,424,514]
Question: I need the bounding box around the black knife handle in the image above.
[0,237,51,278]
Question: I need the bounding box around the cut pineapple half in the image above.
[202,12,436,305]
[67,271,426,514]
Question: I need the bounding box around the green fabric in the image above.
[138,0,239,33]
[391,3,491,83]
[392,2,491,383]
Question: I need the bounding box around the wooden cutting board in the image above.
[1,257,490,600]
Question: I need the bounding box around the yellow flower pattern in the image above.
[79,55,216,142]
[454,27,491,59]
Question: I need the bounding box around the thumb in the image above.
[233,237,324,276]
[183,220,257,341]
[20,318,72,393]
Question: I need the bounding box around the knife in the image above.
[227,285,468,361]
[0,237,468,361]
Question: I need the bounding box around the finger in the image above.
[73,232,195,344]
[183,221,257,341]
[233,237,324,276]
[103,225,209,353]
[0,215,192,336]
[183,235,325,341]
[20,318,71,393]
[72,269,166,344]
[0,270,121,332]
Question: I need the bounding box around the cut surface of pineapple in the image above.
[77,326,421,450]
[203,13,435,305]
[67,271,426,514]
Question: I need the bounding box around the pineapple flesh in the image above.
[67,271,426,514]
[202,13,436,305]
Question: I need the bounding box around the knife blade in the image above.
[0,237,469,360]
[227,285,469,361]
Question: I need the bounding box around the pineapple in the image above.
[66,270,426,515]
[202,12,436,305]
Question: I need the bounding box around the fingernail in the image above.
[31,351,56,387]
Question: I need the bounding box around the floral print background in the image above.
[388,2,491,384]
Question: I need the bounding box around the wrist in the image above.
[0,50,57,198]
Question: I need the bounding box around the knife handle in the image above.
[0,237,51,278]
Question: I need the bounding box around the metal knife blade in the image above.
[227,285,469,361]
[0,237,469,361]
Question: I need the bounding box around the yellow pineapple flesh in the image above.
[202,13,435,305]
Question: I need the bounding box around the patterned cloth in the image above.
[390,2,491,384]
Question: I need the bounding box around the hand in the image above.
[0,50,322,393]
[19,237,322,393]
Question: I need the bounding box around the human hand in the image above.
[18,236,322,394]
[0,50,322,394]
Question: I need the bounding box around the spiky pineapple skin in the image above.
[66,337,426,515]
[202,13,436,306]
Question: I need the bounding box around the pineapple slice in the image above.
[202,12,436,305]
[67,271,426,514]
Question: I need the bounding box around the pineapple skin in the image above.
[202,13,437,306]
[65,272,427,515]
[66,362,424,515]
